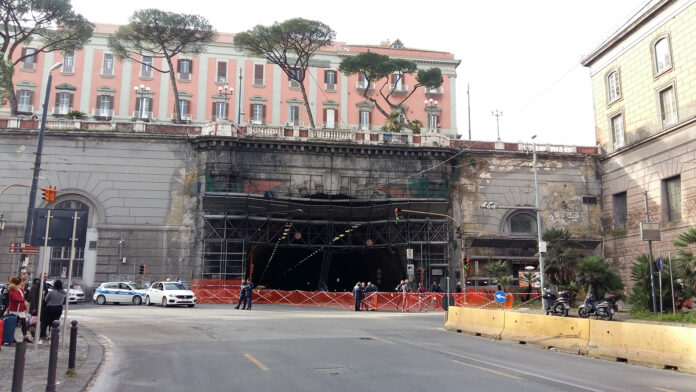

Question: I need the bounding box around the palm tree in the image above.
[576,256,624,299]
[674,226,696,289]
[485,260,514,289]
[542,228,581,286]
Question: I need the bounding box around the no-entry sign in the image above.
[366,239,374,247]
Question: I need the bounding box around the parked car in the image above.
[145,281,197,307]
[93,282,148,305]
[46,280,85,304]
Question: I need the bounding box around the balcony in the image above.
[289,80,300,89]
[216,76,227,84]
[324,83,337,91]
[52,106,72,116]
[92,108,114,119]
[355,81,375,91]
[425,87,443,96]
[178,72,191,82]
[17,104,34,113]
[20,62,36,72]
[132,110,153,120]
[389,84,409,94]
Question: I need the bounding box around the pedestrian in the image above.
[40,280,66,341]
[352,281,363,311]
[364,281,377,311]
[431,281,443,308]
[400,279,410,312]
[28,278,41,338]
[244,280,254,310]
[235,279,248,309]
[7,276,33,343]
[0,276,11,317]
[394,280,403,311]
[455,281,463,293]
[417,283,427,312]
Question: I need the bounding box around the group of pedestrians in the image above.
[352,281,378,311]
[1,274,66,344]
[234,279,254,310]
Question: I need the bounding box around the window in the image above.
[216,61,227,83]
[613,192,627,230]
[427,113,439,132]
[102,53,114,76]
[141,56,153,78]
[288,106,300,126]
[659,86,677,127]
[55,92,72,115]
[653,37,672,75]
[509,211,537,235]
[607,70,620,103]
[360,111,370,131]
[253,64,264,85]
[178,100,189,118]
[325,70,337,90]
[62,52,74,73]
[611,113,625,150]
[251,103,264,124]
[392,73,402,90]
[17,90,33,113]
[289,68,303,88]
[21,48,36,71]
[178,59,192,81]
[49,199,88,278]
[96,95,113,118]
[215,102,227,120]
[663,176,681,221]
[135,96,153,119]
[324,108,335,129]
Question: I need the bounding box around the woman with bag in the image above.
[7,276,33,343]
[40,280,66,341]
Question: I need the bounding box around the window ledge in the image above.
[325,88,337,93]
[60,72,75,76]
[139,76,153,81]
[101,74,114,78]
[252,84,265,88]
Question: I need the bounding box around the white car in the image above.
[46,280,85,304]
[93,282,148,305]
[145,281,197,307]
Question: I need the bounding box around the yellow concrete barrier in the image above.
[501,312,590,354]
[586,319,696,373]
[445,306,504,339]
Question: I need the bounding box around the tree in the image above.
[108,9,216,122]
[542,228,581,286]
[576,256,624,299]
[485,260,514,289]
[674,226,696,289]
[234,18,335,129]
[339,52,443,130]
[0,0,94,115]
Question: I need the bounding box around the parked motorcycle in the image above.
[578,294,616,320]
[542,289,570,317]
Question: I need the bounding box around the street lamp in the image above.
[134,85,150,120]
[424,98,439,133]
[531,135,546,308]
[237,67,243,124]
[217,85,233,121]
[21,61,62,272]
[492,109,503,140]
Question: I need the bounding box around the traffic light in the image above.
[41,187,48,201]
[456,227,462,239]
[463,257,470,270]
[42,186,57,202]
[394,208,402,223]
[139,264,145,274]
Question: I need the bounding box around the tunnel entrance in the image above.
[249,245,403,292]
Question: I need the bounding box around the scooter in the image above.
[578,293,616,320]
[542,289,570,317]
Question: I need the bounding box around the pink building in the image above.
[3,26,461,138]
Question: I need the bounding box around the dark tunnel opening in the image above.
[249,245,404,292]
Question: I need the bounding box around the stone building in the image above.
[582,0,696,284]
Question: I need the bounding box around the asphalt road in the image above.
[68,303,694,392]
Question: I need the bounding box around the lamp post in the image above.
[20,61,62,272]
[134,85,150,120]
[532,135,546,309]
[237,67,244,124]
[217,84,233,121]
[492,109,503,140]
[424,98,439,133]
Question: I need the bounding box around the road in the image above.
[68,303,694,392]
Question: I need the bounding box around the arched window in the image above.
[507,211,538,236]
[606,70,620,103]
[653,37,672,75]
[49,200,89,279]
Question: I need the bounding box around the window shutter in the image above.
[262,105,266,124]
[225,103,229,120]
[324,70,328,83]
[177,59,181,73]
[189,60,193,75]
[217,61,226,78]
[54,93,59,108]
[135,96,140,112]
[68,94,74,110]
[21,47,27,59]
[368,111,372,125]
[249,104,254,122]
[147,98,153,114]
[95,94,101,110]
[323,108,327,123]
[211,101,216,119]
[186,100,190,115]
[28,91,33,105]
[108,96,114,109]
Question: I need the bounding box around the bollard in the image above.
[11,341,26,392]
[68,320,78,373]
[45,320,60,392]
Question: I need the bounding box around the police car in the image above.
[46,280,85,304]
[93,282,148,305]
[145,281,196,307]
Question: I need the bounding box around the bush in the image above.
[65,110,86,119]
[576,255,624,299]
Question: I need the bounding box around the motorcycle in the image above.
[578,294,616,320]
[542,289,570,317]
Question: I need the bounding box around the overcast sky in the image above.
[72,0,649,146]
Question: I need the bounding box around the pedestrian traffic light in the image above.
[394,208,402,223]
[463,257,470,270]
[139,264,145,274]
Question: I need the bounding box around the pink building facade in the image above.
[2,25,461,138]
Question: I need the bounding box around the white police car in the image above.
[46,280,85,304]
[93,282,148,305]
[145,281,197,307]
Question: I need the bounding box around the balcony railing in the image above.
[356,81,375,91]
[324,83,337,91]
[389,84,409,94]
[178,72,191,82]
[132,110,153,120]
[92,108,114,119]
[17,104,34,113]
[217,76,227,84]
[52,106,72,115]
[425,87,443,96]
[21,62,36,72]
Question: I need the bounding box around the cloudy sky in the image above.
[72,0,650,146]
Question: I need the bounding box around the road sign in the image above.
[10,242,30,248]
[407,264,414,275]
[657,257,663,271]
[539,241,547,253]
[294,232,302,240]
[406,248,414,259]
[494,290,507,303]
[9,245,39,254]
[640,222,661,241]
[365,239,374,247]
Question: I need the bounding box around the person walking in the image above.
[244,280,254,310]
[364,281,377,311]
[40,280,66,341]
[431,281,443,308]
[235,279,248,310]
[394,280,403,311]
[352,282,363,311]
[7,276,33,343]
[400,279,410,312]
[28,278,41,337]
[417,283,427,312]
[455,281,463,293]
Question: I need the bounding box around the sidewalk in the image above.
[0,324,104,392]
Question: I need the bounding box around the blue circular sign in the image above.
[494,290,507,303]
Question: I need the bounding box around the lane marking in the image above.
[453,359,523,380]
[653,388,677,392]
[244,353,269,371]
[371,336,394,344]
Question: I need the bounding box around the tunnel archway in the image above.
[249,245,404,292]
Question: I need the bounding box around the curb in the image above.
[58,326,105,392]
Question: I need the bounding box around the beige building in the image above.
[582,0,696,283]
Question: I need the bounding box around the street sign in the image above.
[406,248,414,259]
[657,257,663,271]
[407,264,414,275]
[9,245,39,254]
[365,239,374,247]
[10,242,30,248]
[494,290,507,303]
[294,232,302,240]
[640,222,661,241]
[539,241,547,253]
[31,209,88,248]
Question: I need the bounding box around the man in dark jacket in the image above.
[352,282,363,311]
[244,280,254,310]
[235,279,248,309]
